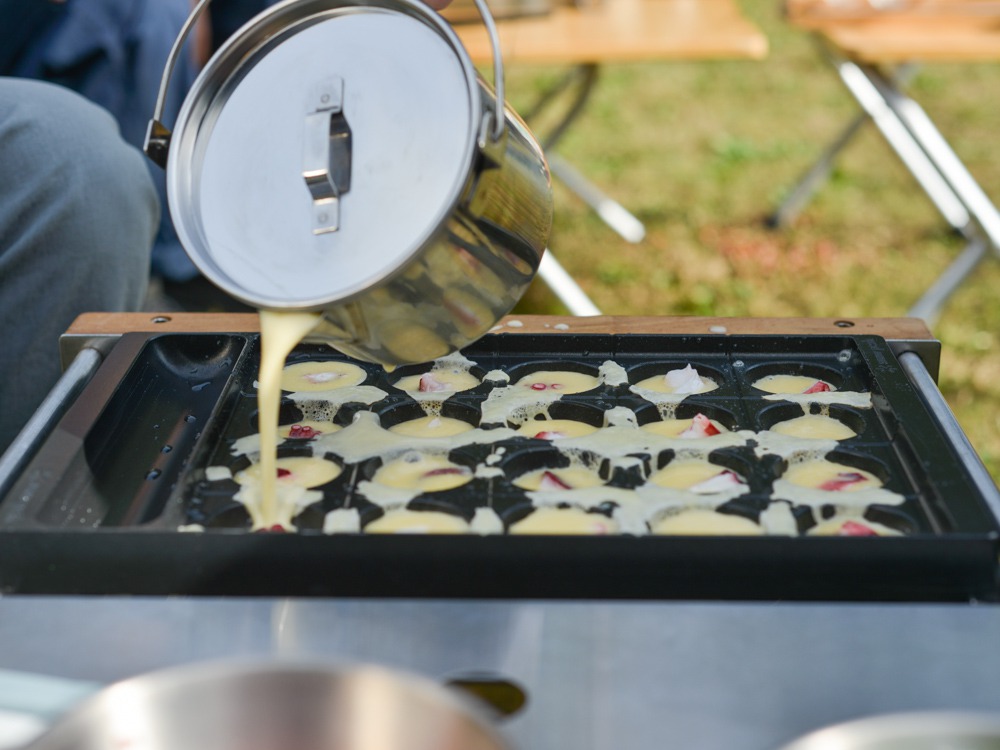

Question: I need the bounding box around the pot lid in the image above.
[166,0,480,308]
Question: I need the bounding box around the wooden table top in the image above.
[451,0,768,65]
[65,313,932,340]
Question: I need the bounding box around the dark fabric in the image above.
[5,0,201,281]
[0,0,67,74]
[0,79,158,453]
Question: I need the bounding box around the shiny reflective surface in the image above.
[4,598,1000,750]
[779,712,1000,750]
[24,662,508,750]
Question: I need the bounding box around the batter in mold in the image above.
[234,454,341,529]
[364,509,471,534]
[753,374,834,394]
[514,370,599,394]
[509,506,619,535]
[394,369,480,395]
[389,415,475,439]
[513,466,605,491]
[808,516,900,536]
[280,360,367,392]
[648,459,746,494]
[372,452,474,493]
[770,413,856,440]
[783,459,881,491]
[650,508,763,535]
[640,413,727,439]
[516,418,599,440]
[634,364,718,395]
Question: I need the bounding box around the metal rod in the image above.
[537,250,602,316]
[547,154,646,244]
[768,111,869,228]
[898,351,1000,523]
[0,348,104,501]
[833,58,973,232]
[864,63,1000,252]
[907,235,990,325]
[767,60,920,229]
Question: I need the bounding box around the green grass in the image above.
[506,0,1000,481]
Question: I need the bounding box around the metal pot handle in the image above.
[144,0,506,167]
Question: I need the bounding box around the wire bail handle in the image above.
[144,0,506,166]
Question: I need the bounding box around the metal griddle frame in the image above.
[0,314,997,602]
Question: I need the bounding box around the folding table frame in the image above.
[771,25,1000,323]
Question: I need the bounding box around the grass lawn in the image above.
[505,0,1000,482]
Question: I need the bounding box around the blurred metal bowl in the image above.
[23,661,510,750]
[779,711,1000,750]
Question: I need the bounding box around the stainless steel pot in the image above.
[146,0,552,367]
[22,661,511,750]
[778,711,1000,750]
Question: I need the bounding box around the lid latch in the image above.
[303,77,352,235]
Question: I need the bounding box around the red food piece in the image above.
[419,373,449,392]
[679,413,721,438]
[255,524,287,533]
[277,468,292,478]
[534,430,566,440]
[838,520,879,537]
[803,381,831,394]
[539,470,572,490]
[527,382,563,391]
[422,467,466,478]
[288,424,320,439]
[818,471,867,491]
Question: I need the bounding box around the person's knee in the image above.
[0,80,159,307]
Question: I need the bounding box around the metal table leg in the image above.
[768,60,923,229]
[830,55,973,234]
[537,251,603,316]
[527,64,646,243]
[907,234,990,324]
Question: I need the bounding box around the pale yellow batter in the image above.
[388,415,475,439]
[635,365,717,394]
[784,459,881,491]
[648,460,745,493]
[809,517,899,536]
[650,509,762,535]
[513,466,604,491]
[753,374,834,394]
[516,419,599,439]
[770,414,856,440]
[394,369,480,395]
[372,453,473,493]
[640,415,727,438]
[280,360,367,392]
[509,507,618,535]
[515,370,599,394]
[235,455,342,488]
[365,509,470,534]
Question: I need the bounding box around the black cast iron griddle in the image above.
[0,330,997,601]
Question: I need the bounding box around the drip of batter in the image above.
[255,310,323,529]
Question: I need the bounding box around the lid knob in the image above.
[302,76,352,235]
